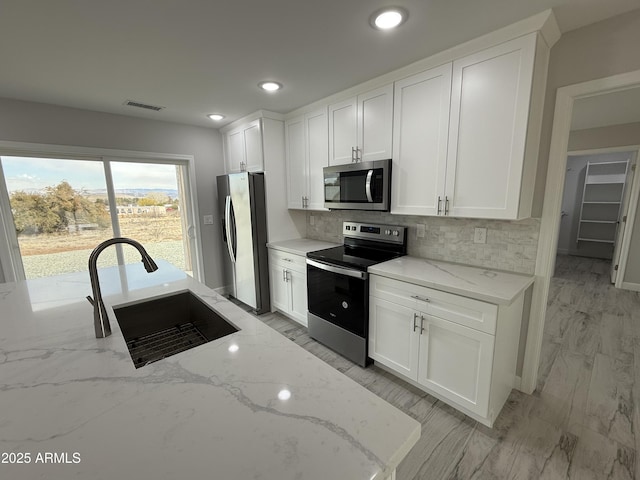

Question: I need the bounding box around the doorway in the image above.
[521,69,640,395]
[556,149,637,283]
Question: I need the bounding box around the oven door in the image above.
[306,259,368,337]
[323,159,390,211]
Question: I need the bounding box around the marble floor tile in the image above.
[568,427,635,480]
[536,334,562,391]
[584,352,634,449]
[543,303,580,342]
[532,349,593,434]
[600,312,635,360]
[560,310,601,357]
[398,401,475,480]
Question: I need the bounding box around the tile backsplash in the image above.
[306,211,540,275]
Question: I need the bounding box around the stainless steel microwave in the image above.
[323,159,391,211]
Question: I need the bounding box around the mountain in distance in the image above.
[89,188,179,198]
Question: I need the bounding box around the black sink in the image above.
[114,290,239,368]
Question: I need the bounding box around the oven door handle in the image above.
[306,259,368,280]
[365,169,374,203]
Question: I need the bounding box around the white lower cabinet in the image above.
[268,248,308,326]
[369,275,523,427]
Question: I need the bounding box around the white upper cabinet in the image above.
[358,84,394,163]
[328,98,358,165]
[445,34,537,219]
[305,108,329,210]
[285,107,329,210]
[223,118,264,173]
[391,33,540,219]
[285,116,306,209]
[328,84,393,165]
[391,64,452,216]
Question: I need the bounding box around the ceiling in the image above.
[1,0,639,129]
[571,87,640,130]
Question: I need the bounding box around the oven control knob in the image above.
[392,230,399,236]
[385,229,391,235]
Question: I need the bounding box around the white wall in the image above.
[558,151,634,257]
[0,97,227,288]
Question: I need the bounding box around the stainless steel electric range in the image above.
[306,222,407,367]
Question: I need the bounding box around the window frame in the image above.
[0,140,204,283]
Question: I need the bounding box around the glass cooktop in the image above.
[307,245,404,271]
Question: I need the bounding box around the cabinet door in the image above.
[446,34,536,219]
[328,97,357,165]
[391,65,451,216]
[369,297,419,381]
[305,107,329,210]
[285,116,306,209]
[243,119,264,172]
[288,268,308,326]
[417,314,494,417]
[269,263,289,313]
[225,128,245,173]
[358,84,393,163]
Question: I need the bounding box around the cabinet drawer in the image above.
[370,275,497,335]
[268,249,307,273]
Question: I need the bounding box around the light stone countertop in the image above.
[369,256,534,305]
[267,238,339,256]
[0,260,419,480]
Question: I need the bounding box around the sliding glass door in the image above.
[0,154,198,280]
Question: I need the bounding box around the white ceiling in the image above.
[571,87,640,130]
[1,0,639,129]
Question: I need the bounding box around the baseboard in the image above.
[556,248,569,255]
[620,282,640,292]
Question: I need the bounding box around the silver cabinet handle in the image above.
[411,295,430,303]
[356,146,361,162]
[282,269,287,282]
[283,258,293,262]
[420,315,426,334]
[351,147,356,162]
[365,169,374,203]
[413,313,419,332]
[445,196,450,215]
[437,196,442,215]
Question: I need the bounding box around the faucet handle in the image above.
[86,295,95,306]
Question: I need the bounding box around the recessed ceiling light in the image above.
[370,7,408,30]
[207,113,225,121]
[259,81,283,92]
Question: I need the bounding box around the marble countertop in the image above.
[267,238,339,256]
[369,257,534,305]
[0,261,419,480]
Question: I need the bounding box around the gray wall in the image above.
[569,121,640,152]
[533,9,640,217]
[0,97,226,288]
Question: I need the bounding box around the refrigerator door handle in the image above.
[224,195,236,264]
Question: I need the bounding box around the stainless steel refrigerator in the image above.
[217,172,270,314]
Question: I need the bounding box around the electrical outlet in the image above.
[416,224,426,238]
[310,215,315,226]
[474,227,487,244]
[203,215,214,225]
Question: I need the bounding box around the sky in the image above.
[1,156,180,193]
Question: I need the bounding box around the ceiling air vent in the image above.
[124,100,164,112]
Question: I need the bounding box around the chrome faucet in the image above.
[87,238,159,338]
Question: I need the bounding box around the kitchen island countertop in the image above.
[0,260,419,480]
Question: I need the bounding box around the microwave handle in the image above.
[365,169,374,202]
